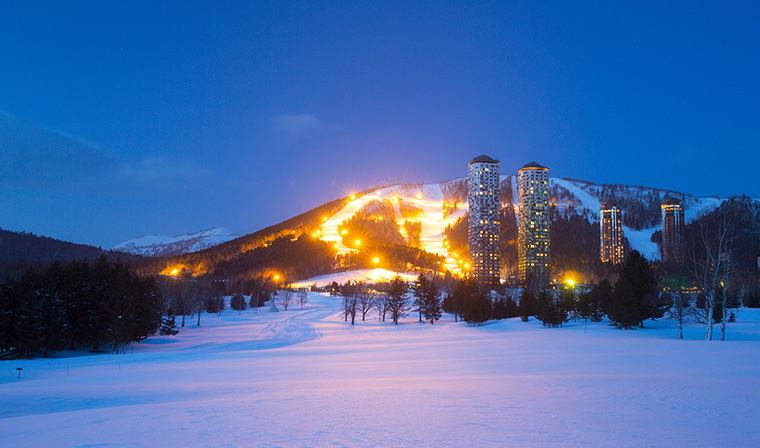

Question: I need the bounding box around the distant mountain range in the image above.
[112,226,239,257]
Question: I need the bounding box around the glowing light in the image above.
[464,263,470,269]
[340,230,347,235]
[416,193,422,199]
[566,279,575,287]
[170,269,179,276]
[373,257,379,264]
[355,240,361,246]
[274,275,280,281]
[323,216,328,221]
[350,195,356,200]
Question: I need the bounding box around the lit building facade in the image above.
[600,202,624,264]
[517,162,550,287]
[661,198,685,264]
[467,154,500,287]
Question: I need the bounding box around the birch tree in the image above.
[686,215,734,341]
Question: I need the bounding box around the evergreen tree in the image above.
[231,293,247,314]
[443,285,464,322]
[387,275,408,325]
[577,286,604,322]
[456,278,490,326]
[519,289,537,322]
[535,290,568,327]
[413,274,429,322]
[207,296,225,313]
[159,314,179,336]
[608,250,660,329]
[421,277,442,324]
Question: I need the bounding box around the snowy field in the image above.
[2,293,760,447]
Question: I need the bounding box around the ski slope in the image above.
[320,184,467,272]
[2,293,760,447]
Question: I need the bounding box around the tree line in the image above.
[0,256,164,358]
[337,274,443,326]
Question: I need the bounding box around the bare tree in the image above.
[277,290,294,311]
[297,290,308,310]
[662,278,692,340]
[373,293,388,321]
[686,214,735,341]
[719,252,737,341]
[341,282,362,325]
[358,292,375,321]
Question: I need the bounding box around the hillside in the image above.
[0,228,138,272]
[131,187,387,279]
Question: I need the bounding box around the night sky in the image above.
[1,1,758,247]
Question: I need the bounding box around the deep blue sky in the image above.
[1,1,758,247]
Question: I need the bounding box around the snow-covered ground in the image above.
[2,293,760,447]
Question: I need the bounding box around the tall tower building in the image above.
[517,162,550,287]
[467,154,500,287]
[600,202,624,264]
[661,198,685,264]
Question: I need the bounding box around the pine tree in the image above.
[231,293,247,314]
[535,290,567,328]
[519,289,537,322]
[159,314,179,336]
[457,278,490,326]
[422,278,442,324]
[387,275,408,325]
[608,250,660,329]
[413,274,429,322]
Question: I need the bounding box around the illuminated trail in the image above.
[319,184,467,273]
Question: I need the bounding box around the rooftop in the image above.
[519,161,548,170]
[469,154,500,165]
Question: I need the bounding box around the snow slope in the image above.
[2,293,760,447]
[112,226,239,257]
[291,268,420,288]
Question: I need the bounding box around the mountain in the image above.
[0,228,138,272]
[133,176,746,286]
[113,226,239,257]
